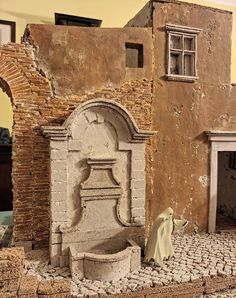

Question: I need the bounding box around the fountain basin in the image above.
[69,244,140,281]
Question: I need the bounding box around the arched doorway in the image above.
[0,78,13,246]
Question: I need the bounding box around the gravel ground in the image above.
[22,232,236,297]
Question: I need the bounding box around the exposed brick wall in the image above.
[0,43,52,244]
[0,43,153,247]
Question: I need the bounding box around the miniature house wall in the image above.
[43,99,154,270]
[1,0,236,249]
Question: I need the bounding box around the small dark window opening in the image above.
[125,43,143,68]
[0,20,16,44]
[229,152,236,169]
[55,13,102,27]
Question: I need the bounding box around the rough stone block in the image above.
[50,244,61,257]
[50,244,61,266]
[131,179,145,189]
[0,278,20,293]
[69,248,84,280]
[129,246,141,272]
[51,211,67,222]
[132,149,145,160]
[0,264,21,280]
[131,170,145,180]
[51,160,67,172]
[51,192,67,202]
[0,247,24,266]
[59,255,69,268]
[131,198,145,209]
[37,280,70,296]
[0,247,24,284]
[118,141,131,150]
[51,170,67,183]
[50,150,67,160]
[132,188,145,198]
[132,160,145,171]
[61,247,69,256]
[18,275,38,297]
[50,141,68,150]
[131,143,145,152]
[50,255,59,267]
[51,201,67,213]
[51,232,62,244]
[51,182,67,192]
[0,291,17,298]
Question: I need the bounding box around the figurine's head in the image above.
[164,207,174,219]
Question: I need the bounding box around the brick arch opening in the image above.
[0,56,32,245]
[0,57,31,97]
[0,49,51,247]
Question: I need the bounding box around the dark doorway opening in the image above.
[216,151,236,231]
[0,79,13,228]
[0,143,12,211]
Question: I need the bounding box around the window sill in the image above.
[165,74,198,82]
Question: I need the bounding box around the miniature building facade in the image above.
[0,0,235,250]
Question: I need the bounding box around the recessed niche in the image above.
[125,43,143,68]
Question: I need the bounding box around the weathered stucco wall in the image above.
[25,25,153,96]
[0,26,153,246]
[151,0,236,232]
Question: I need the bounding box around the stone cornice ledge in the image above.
[42,126,68,141]
[206,130,236,142]
[166,23,202,34]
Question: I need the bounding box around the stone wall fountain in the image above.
[43,99,155,281]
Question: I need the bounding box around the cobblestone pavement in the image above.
[22,232,236,297]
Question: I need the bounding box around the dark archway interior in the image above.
[216,151,236,231]
[0,78,13,227]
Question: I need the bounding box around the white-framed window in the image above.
[166,24,202,82]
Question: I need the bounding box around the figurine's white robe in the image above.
[144,207,174,266]
[144,207,188,266]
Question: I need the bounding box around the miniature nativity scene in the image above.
[0,0,236,297]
